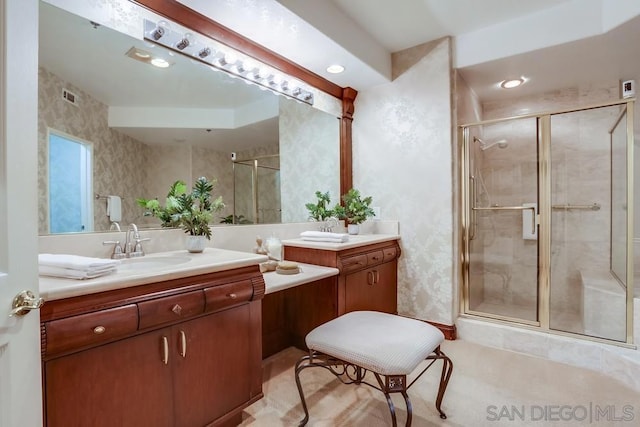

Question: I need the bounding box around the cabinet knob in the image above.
[93,326,106,334]
[228,293,237,299]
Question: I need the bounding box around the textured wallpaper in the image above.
[280,98,340,223]
[38,67,150,234]
[353,38,454,325]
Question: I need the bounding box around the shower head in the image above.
[473,136,508,150]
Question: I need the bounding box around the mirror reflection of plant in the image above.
[137,177,225,239]
[340,188,375,225]
[137,180,187,228]
[305,191,339,222]
[220,214,252,224]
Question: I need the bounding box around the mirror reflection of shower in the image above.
[231,154,281,224]
[474,136,508,150]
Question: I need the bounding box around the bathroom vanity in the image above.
[283,235,401,315]
[39,250,267,427]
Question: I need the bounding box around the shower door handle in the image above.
[472,205,537,235]
[469,176,477,240]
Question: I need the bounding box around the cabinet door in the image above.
[45,329,174,427]
[172,305,252,426]
[345,261,397,314]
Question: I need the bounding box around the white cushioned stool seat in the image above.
[295,311,453,426]
[306,311,445,375]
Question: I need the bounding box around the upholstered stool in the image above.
[294,311,453,426]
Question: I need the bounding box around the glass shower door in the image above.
[549,105,628,341]
[465,118,539,323]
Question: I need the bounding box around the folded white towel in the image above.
[300,237,349,243]
[39,265,118,280]
[300,231,349,242]
[39,254,120,271]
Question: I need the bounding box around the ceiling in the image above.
[41,0,640,149]
[179,0,640,103]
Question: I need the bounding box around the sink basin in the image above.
[118,255,192,271]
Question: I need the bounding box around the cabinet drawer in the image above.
[138,290,205,330]
[204,280,253,312]
[383,246,398,262]
[340,254,368,273]
[45,304,138,356]
[367,250,384,266]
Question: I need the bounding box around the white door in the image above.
[0,0,43,426]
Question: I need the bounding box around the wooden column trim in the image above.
[340,87,357,196]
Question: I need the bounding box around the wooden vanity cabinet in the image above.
[40,266,265,427]
[284,240,400,315]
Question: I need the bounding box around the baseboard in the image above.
[427,321,457,340]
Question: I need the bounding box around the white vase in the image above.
[347,224,360,235]
[185,235,207,253]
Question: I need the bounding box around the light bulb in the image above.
[175,33,194,51]
[151,20,169,41]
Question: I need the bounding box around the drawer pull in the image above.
[93,326,106,334]
[179,330,187,358]
[172,304,183,316]
[368,271,375,285]
[162,336,169,365]
[228,293,237,299]
[371,256,379,261]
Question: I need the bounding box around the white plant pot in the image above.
[347,224,360,235]
[185,235,208,253]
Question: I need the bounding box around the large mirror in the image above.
[38,1,341,234]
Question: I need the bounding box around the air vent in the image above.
[62,88,79,106]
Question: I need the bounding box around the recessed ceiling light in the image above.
[500,78,525,89]
[125,47,173,68]
[150,58,171,68]
[326,64,345,74]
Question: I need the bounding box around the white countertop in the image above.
[40,248,269,301]
[262,263,339,294]
[281,233,400,251]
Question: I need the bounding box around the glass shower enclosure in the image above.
[232,154,281,224]
[460,99,634,344]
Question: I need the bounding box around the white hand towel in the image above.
[39,265,117,280]
[300,231,349,242]
[107,195,122,222]
[39,253,120,270]
[300,237,349,243]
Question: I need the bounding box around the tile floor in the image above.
[239,340,639,426]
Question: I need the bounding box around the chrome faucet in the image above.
[124,223,150,258]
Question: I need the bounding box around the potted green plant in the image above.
[340,188,375,235]
[137,177,225,252]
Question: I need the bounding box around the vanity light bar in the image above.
[143,19,314,105]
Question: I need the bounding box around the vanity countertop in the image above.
[39,248,269,301]
[262,263,339,295]
[281,233,400,251]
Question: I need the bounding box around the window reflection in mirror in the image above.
[48,130,93,233]
[37,1,340,235]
